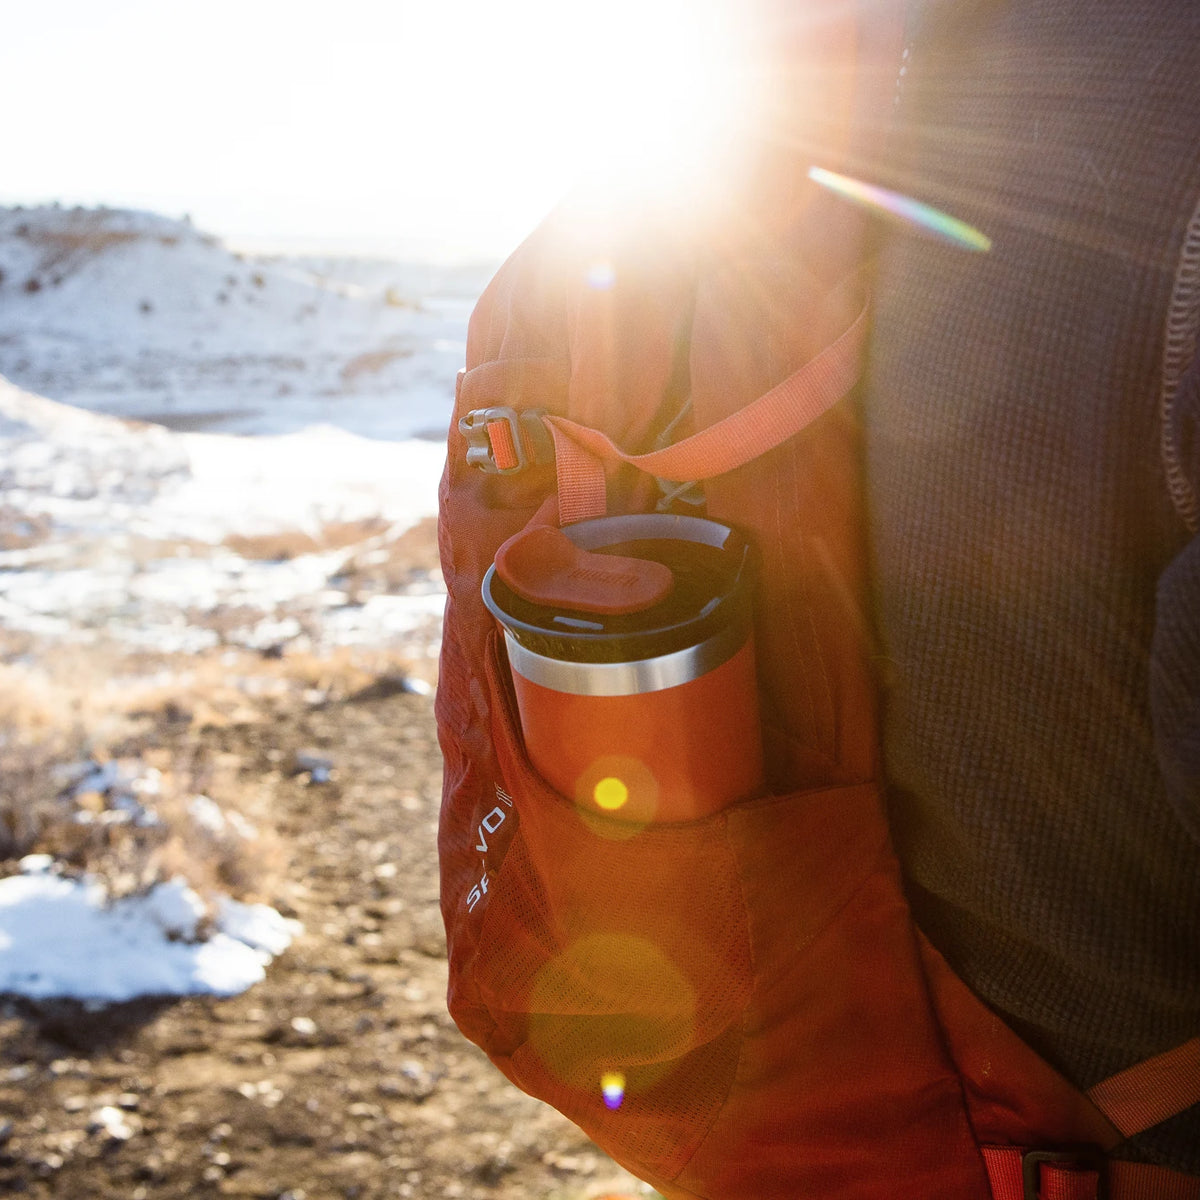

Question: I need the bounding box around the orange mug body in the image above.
[507,633,763,822]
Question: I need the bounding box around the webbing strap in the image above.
[981,1038,1200,1199]
[486,419,519,470]
[459,301,868,518]
[545,302,869,520]
[549,423,606,525]
[1086,1038,1200,1139]
[982,1148,1200,1200]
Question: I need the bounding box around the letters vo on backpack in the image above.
[433,53,1200,1200]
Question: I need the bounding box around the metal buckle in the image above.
[1022,1147,1108,1200]
[459,406,553,474]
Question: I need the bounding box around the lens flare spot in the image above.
[574,756,659,833]
[593,776,629,811]
[808,166,993,253]
[585,260,617,290]
[527,934,697,1090]
[601,1071,626,1110]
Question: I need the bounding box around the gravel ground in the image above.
[0,632,651,1200]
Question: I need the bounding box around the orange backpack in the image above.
[435,14,1200,1199]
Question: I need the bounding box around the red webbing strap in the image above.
[983,1148,1101,1200]
[549,423,606,525]
[487,419,520,472]
[982,1148,1200,1200]
[1086,1038,1200,1139]
[547,301,869,491]
[980,1040,1200,1200]
[541,299,868,521]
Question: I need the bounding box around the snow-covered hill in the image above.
[0,204,490,438]
[0,205,482,658]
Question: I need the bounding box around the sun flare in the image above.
[438,0,760,243]
[555,0,754,197]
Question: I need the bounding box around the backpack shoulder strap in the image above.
[545,298,869,522]
[1086,1036,1200,1140]
[1161,195,1200,533]
[462,297,870,524]
[979,1040,1200,1200]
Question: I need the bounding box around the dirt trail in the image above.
[0,683,649,1200]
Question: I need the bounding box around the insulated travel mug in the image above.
[483,514,763,823]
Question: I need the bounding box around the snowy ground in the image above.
[0,204,493,660]
[0,204,492,1003]
[0,380,450,657]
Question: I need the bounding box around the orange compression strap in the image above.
[549,299,869,487]
[981,1147,1200,1200]
[980,1038,1200,1200]
[486,419,520,471]
[543,298,869,523]
[1085,1037,1200,1139]
[457,301,868,520]
[548,422,607,525]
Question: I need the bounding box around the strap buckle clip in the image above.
[459,406,554,474]
[1022,1147,1108,1200]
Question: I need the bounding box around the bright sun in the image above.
[427,0,759,246]
[550,1,753,189]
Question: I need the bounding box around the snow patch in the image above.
[0,868,301,1002]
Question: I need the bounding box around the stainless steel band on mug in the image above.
[503,620,749,697]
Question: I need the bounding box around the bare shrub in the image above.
[0,652,284,905]
[333,515,441,598]
[340,347,413,383]
[224,517,390,562]
[0,505,53,551]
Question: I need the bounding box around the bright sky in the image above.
[0,0,752,260]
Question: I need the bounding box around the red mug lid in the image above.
[493,525,673,616]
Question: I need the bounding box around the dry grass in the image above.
[0,648,278,902]
[0,507,441,912]
[223,514,442,609]
[223,516,391,562]
[35,229,140,254]
[117,642,432,720]
[0,506,53,551]
[339,347,413,382]
[18,226,142,281]
[0,652,103,852]
[0,632,433,907]
[333,515,442,597]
